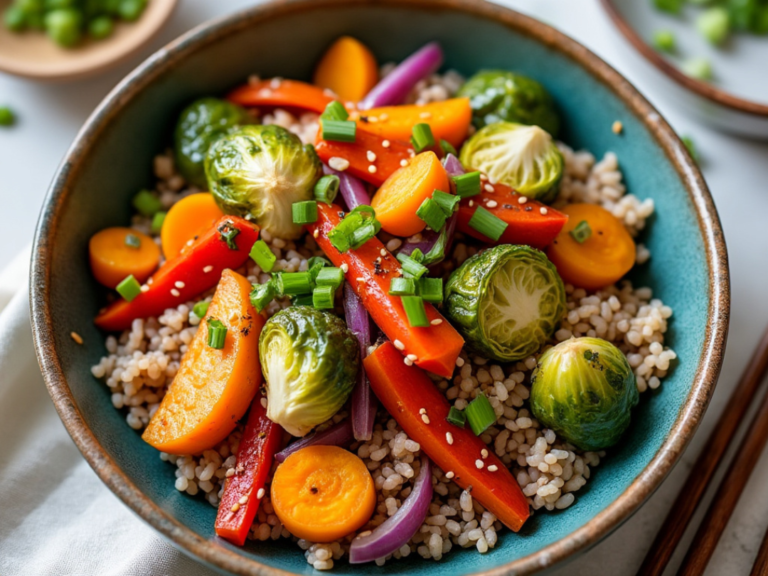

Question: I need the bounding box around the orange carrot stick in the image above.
[227,79,335,114]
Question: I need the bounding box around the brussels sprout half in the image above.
[444,245,566,363]
[530,337,639,451]
[205,125,322,240]
[460,122,564,203]
[259,306,359,437]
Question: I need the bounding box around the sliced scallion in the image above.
[292,200,318,225]
[388,277,417,296]
[468,206,508,242]
[124,233,141,249]
[151,211,166,234]
[411,123,435,153]
[418,277,443,304]
[116,275,141,302]
[447,406,466,428]
[312,285,336,309]
[465,392,495,435]
[322,119,357,143]
[397,253,428,279]
[279,272,313,296]
[349,221,379,250]
[292,293,315,307]
[307,256,331,283]
[192,301,209,319]
[315,267,344,289]
[440,139,457,156]
[432,190,460,216]
[314,174,340,205]
[416,197,447,232]
[321,100,349,122]
[132,190,162,217]
[410,248,425,263]
[452,172,482,198]
[570,220,592,244]
[206,318,227,350]
[250,239,276,272]
[402,295,429,328]
[250,282,276,312]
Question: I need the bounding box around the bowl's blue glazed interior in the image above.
[45,3,709,574]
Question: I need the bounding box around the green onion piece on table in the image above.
[250,239,276,272]
[132,190,162,217]
[292,200,318,224]
[116,275,142,302]
[452,172,481,198]
[418,277,443,304]
[322,119,357,143]
[397,253,428,279]
[682,57,713,81]
[314,174,340,204]
[389,277,417,296]
[411,123,435,153]
[315,267,344,289]
[0,106,16,127]
[192,301,210,319]
[206,318,227,349]
[465,392,496,435]
[570,220,592,243]
[697,7,730,45]
[447,406,466,428]
[402,295,430,327]
[468,206,508,241]
[416,197,447,231]
[653,29,676,53]
[312,285,336,309]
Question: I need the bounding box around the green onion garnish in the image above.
[416,197,447,232]
[349,221,379,249]
[250,282,276,312]
[132,190,162,217]
[418,277,443,304]
[432,190,460,216]
[452,172,482,198]
[570,220,592,244]
[192,301,209,319]
[279,272,313,296]
[322,119,357,143]
[250,239,276,272]
[292,200,318,224]
[397,253,428,279]
[447,406,466,428]
[315,267,344,289]
[328,208,380,253]
[307,256,331,283]
[440,139,458,156]
[206,318,227,350]
[402,295,429,327]
[116,275,142,302]
[410,248,425,263]
[411,123,435,153]
[292,293,315,307]
[124,233,141,249]
[468,206,508,242]
[321,100,349,122]
[314,174,340,205]
[312,285,336,309]
[151,211,166,234]
[389,277,417,296]
[217,220,240,250]
[465,392,496,435]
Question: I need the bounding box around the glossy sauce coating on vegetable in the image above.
[365,342,530,531]
[142,270,265,455]
[306,203,463,378]
[227,79,335,114]
[89,227,160,288]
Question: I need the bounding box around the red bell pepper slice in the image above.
[365,342,530,532]
[227,79,335,114]
[457,182,568,249]
[215,399,283,546]
[306,203,464,378]
[94,216,259,332]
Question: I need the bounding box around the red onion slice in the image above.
[442,153,465,177]
[323,164,371,209]
[345,282,377,441]
[359,42,444,110]
[274,419,353,463]
[349,456,433,564]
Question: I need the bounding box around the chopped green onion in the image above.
[468,206,508,241]
[418,277,443,304]
[116,275,141,302]
[652,0,682,15]
[292,200,318,224]
[447,406,466,428]
[697,7,730,45]
[217,220,240,250]
[192,301,209,319]
[151,211,166,234]
[307,256,331,283]
[402,295,429,327]
[465,392,496,435]
[250,282,276,312]
[124,233,141,249]
[206,318,227,350]
[315,267,344,289]
[440,139,457,156]
[314,174,340,205]
[397,253,428,279]
[653,29,676,53]
[432,190,460,216]
[389,277,417,296]
[250,239,276,272]
[312,285,336,309]
[132,190,162,217]
[321,100,349,122]
[410,123,435,153]
[322,119,357,143]
[292,294,315,307]
[410,248,425,263]
[682,57,713,81]
[328,208,380,253]
[349,221,379,249]
[279,272,313,295]
[570,220,592,243]
[682,136,700,164]
[452,172,481,198]
[416,197,447,231]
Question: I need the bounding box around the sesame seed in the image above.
[540,207,548,215]
[270,77,282,89]
[366,150,377,162]
[445,471,455,479]
[368,116,378,123]
[203,265,213,273]
[400,159,409,167]
[186,239,194,247]
[469,200,474,207]
[446,432,454,445]
[313,229,319,238]
[260,397,268,409]
[487,465,499,472]
[430,319,443,326]
[382,140,391,148]
[419,408,427,414]
[225,468,235,478]
[407,354,418,362]
[147,278,153,285]
[518,196,528,204]
[175,281,185,289]
[170,288,180,297]
[239,495,248,505]
[257,488,265,499]
[484,184,494,193]
[140,285,149,293]
[475,459,484,469]
[420,112,432,119]
[341,263,349,273]
[368,165,377,174]
[356,277,365,283]
[328,157,350,171]
[394,339,405,350]
[379,113,389,121]
[380,248,387,257]
[421,414,431,424]
[612,120,623,134]
[486,200,498,208]
[404,357,414,367]
[358,530,373,538]
[231,503,240,512]
[456,357,465,367]
[70,332,83,345]
[479,173,488,181]
[481,449,489,459]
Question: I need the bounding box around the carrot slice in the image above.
[89,227,160,288]
[352,98,472,148]
[142,270,265,455]
[271,445,376,542]
[371,151,450,237]
[227,79,335,114]
[161,193,224,259]
[314,36,378,102]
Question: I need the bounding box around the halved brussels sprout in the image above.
[259,306,359,437]
[530,337,638,451]
[459,122,564,203]
[457,70,560,136]
[205,125,322,239]
[444,245,566,363]
[174,98,254,188]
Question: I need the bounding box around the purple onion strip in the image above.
[442,153,465,177]
[323,164,371,209]
[358,42,444,110]
[275,419,353,463]
[349,456,433,564]
[345,283,377,441]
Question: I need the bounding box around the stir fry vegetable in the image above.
[228,79,335,114]
[314,36,378,102]
[275,419,354,463]
[160,193,224,259]
[89,227,160,289]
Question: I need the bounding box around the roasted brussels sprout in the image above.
[174,98,254,188]
[259,306,359,437]
[444,245,566,363]
[205,125,323,239]
[530,337,638,451]
[457,70,560,136]
[460,122,564,203]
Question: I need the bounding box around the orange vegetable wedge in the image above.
[228,79,335,114]
[371,151,450,237]
[89,227,160,288]
[352,98,472,148]
[161,193,224,259]
[547,203,636,290]
[313,36,378,102]
[142,270,265,455]
[271,445,376,542]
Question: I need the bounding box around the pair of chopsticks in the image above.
[638,325,768,575]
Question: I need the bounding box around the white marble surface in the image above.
[2,0,767,574]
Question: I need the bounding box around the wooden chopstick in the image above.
[637,325,768,576]
[750,525,768,576]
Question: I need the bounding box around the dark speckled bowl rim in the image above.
[30,1,730,574]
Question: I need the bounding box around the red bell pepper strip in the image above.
[315,129,414,187]
[457,182,568,249]
[95,216,259,332]
[306,203,463,378]
[227,79,335,114]
[365,342,530,532]
[215,399,283,546]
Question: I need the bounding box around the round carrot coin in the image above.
[89,227,160,288]
[313,36,378,102]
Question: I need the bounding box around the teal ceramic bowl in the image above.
[30,1,729,574]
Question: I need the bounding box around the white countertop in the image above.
[2,1,767,574]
